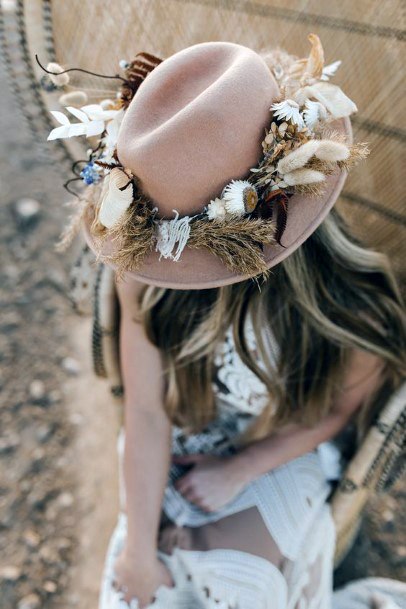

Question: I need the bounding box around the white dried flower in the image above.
[321,60,342,81]
[270,99,305,128]
[101,109,125,160]
[303,99,327,130]
[299,82,357,119]
[222,180,258,215]
[46,62,69,87]
[207,197,227,220]
[98,168,133,228]
[47,104,120,141]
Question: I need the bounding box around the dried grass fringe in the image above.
[188,217,276,275]
[56,184,102,251]
[97,202,156,279]
[73,182,277,276]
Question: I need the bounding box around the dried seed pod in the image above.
[58,91,88,107]
[283,168,325,186]
[277,140,320,174]
[46,62,69,87]
[315,140,350,162]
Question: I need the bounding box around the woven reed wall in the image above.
[19,0,406,276]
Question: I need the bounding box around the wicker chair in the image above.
[88,260,405,569]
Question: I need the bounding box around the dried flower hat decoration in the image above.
[41,35,369,279]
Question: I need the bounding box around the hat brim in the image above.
[83,117,351,290]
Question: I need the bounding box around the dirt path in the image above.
[0,53,119,609]
[61,320,120,609]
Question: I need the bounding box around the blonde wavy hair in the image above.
[136,208,405,445]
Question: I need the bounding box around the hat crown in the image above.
[117,41,280,217]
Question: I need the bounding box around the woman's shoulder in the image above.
[116,276,146,318]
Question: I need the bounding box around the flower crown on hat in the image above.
[40,34,368,278]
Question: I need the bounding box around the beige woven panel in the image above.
[48,1,405,276]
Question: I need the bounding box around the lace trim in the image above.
[213,318,279,417]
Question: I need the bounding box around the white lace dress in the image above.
[99,321,342,609]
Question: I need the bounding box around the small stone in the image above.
[23,529,41,548]
[29,380,46,400]
[15,197,41,223]
[48,390,62,404]
[4,264,19,279]
[397,545,406,557]
[39,545,58,562]
[61,357,80,376]
[69,413,84,426]
[32,447,46,461]
[0,565,21,581]
[36,424,53,443]
[56,537,72,551]
[382,508,394,522]
[19,480,31,492]
[43,580,57,593]
[0,433,20,454]
[18,593,41,609]
[57,492,74,507]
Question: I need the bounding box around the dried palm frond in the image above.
[188,217,276,275]
[120,52,163,109]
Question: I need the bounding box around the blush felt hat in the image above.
[44,33,367,289]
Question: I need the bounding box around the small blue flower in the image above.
[80,161,101,185]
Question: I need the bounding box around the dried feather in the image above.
[274,198,289,246]
[188,217,276,275]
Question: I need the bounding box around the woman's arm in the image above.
[113,278,173,605]
[234,349,387,480]
[174,349,386,512]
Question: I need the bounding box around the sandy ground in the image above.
[0,34,404,609]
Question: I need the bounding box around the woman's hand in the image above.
[172,453,251,512]
[113,548,173,608]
